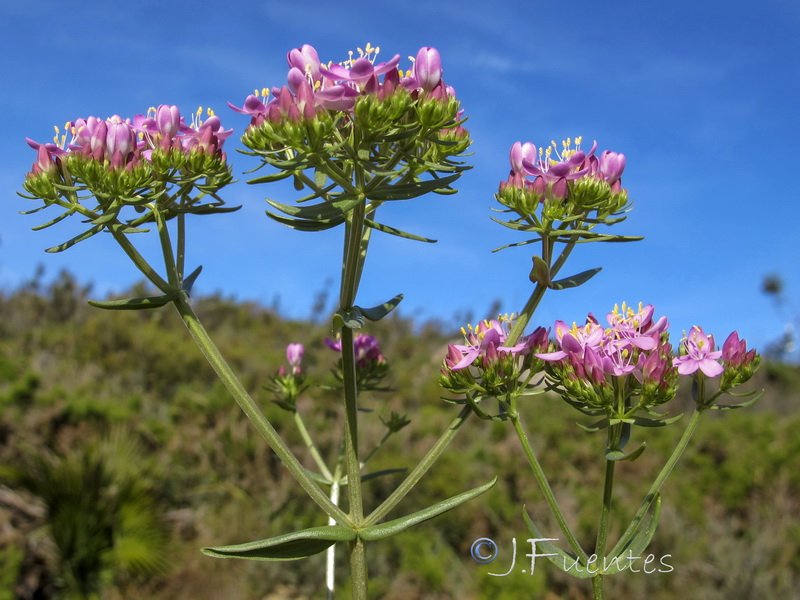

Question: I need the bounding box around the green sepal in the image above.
[366,172,461,201]
[550,267,602,290]
[529,256,551,286]
[603,494,662,574]
[87,291,180,310]
[522,507,593,579]
[360,477,496,541]
[45,225,105,253]
[201,525,356,561]
[365,219,437,243]
[182,265,203,294]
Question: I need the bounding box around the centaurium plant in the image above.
[438,133,761,598]
[442,302,761,599]
[17,39,764,600]
[19,43,488,600]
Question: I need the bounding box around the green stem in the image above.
[349,537,368,600]
[506,282,547,346]
[293,411,334,482]
[339,202,367,309]
[152,206,179,288]
[340,327,364,523]
[176,212,186,282]
[506,239,576,346]
[326,470,342,600]
[364,406,472,526]
[171,294,350,525]
[592,453,617,600]
[511,414,589,563]
[361,429,393,467]
[340,326,367,597]
[607,408,704,558]
[106,225,173,293]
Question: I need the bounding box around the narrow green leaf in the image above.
[360,468,407,483]
[366,172,461,201]
[571,234,645,243]
[711,389,764,410]
[333,307,366,330]
[31,208,77,230]
[603,495,662,574]
[529,256,551,286]
[45,224,104,253]
[90,208,121,225]
[247,170,293,185]
[550,267,602,290]
[629,413,684,427]
[605,442,646,462]
[576,418,610,433]
[365,219,437,243]
[182,265,203,294]
[88,292,180,310]
[522,507,593,579]
[360,477,496,541]
[266,196,361,221]
[359,294,404,322]
[202,525,356,561]
[266,211,345,232]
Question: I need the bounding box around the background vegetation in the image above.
[1,269,797,599]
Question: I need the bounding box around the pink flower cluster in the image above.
[537,304,672,388]
[229,43,456,126]
[326,334,385,369]
[445,319,548,371]
[500,137,626,202]
[26,105,232,176]
[538,303,757,384]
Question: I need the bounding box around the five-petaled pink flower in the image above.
[673,326,724,377]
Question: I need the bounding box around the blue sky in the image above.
[2,0,799,355]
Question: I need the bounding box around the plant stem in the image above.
[591,454,616,600]
[365,406,472,526]
[107,226,173,293]
[171,294,350,525]
[326,473,342,600]
[510,414,589,563]
[607,408,704,558]
[506,282,547,346]
[293,411,333,482]
[348,537,368,600]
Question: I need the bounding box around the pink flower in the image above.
[721,331,757,368]
[286,343,304,374]
[673,326,724,377]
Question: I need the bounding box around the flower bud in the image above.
[414,46,442,92]
[286,343,304,374]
